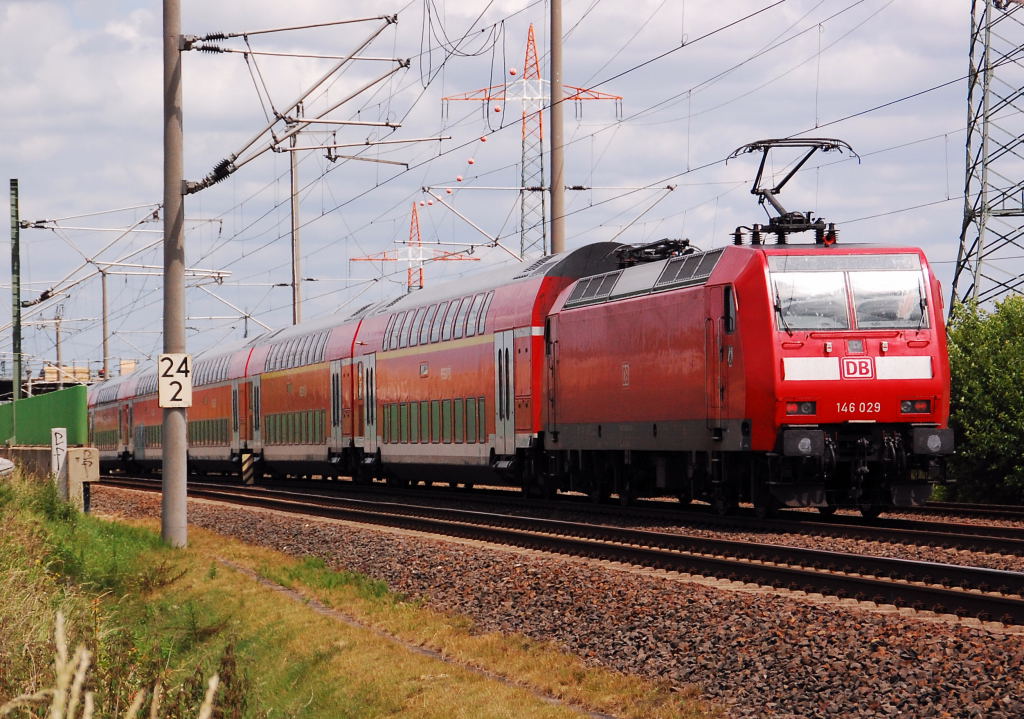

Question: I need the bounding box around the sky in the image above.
[0,0,978,378]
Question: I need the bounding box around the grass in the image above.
[0,471,719,718]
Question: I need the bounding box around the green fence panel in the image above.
[0,386,89,446]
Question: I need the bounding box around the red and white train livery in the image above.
[90,237,953,516]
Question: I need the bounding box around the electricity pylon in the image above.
[443,24,621,258]
[952,0,1024,305]
[351,203,478,292]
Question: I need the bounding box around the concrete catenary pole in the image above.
[549,0,566,254]
[290,131,302,325]
[162,0,188,547]
[9,179,22,401]
[101,270,110,379]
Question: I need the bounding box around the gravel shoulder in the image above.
[93,486,1024,719]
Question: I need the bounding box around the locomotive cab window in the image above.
[772,272,850,330]
[769,254,928,331]
[724,286,737,334]
[850,271,927,329]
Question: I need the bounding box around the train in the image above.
[89,231,954,518]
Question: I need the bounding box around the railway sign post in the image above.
[158,353,193,408]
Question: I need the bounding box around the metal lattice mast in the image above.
[442,24,621,260]
[519,25,547,258]
[350,203,478,292]
[952,0,1024,305]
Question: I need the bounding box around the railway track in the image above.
[916,501,1024,522]
[125,473,1024,557]
[99,476,1024,625]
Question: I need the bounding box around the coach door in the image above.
[329,360,343,451]
[494,330,515,455]
[249,377,262,450]
[544,317,559,434]
[231,384,240,452]
[235,380,252,449]
[362,354,378,454]
[121,404,133,454]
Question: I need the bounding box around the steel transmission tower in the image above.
[351,203,478,292]
[443,24,621,259]
[952,0,1024,305]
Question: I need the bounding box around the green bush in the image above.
[947,297,1024,502]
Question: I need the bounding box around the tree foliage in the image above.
[946,296,1024,502]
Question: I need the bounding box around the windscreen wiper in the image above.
[774,287,794,336]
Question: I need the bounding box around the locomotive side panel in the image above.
[548,287,712,451]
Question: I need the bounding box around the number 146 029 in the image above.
[836,401,880,413]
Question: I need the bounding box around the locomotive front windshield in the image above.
[770,254,928,331]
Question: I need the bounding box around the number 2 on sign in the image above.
[158,353,193,408]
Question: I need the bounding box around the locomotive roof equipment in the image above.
[728,138,859,245]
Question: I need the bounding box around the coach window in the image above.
[420,304,438,345]
[443,299,464,341]
[383,314,398,350]
[385,314,399,350]
[388,312,403,350]
[420,401,430,443]
[400,309,417,348]
[477,396,487,442]
[724,286,737,334]
[454,399,464,443]
[442,399,453,443]
[466,397,478,443]
[410,402,419,443]
[410,307,427,347]
[453,297,472,340]
[431,400,441,442]
[400,403,410,443]
[431,301,450,343]
[465,294,485,337]
[476,291,494,335]
[314,331,329,362]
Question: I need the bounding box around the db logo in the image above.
[841,357,874,379]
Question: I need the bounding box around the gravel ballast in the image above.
[93,487,1024,719]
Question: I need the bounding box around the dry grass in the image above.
[195,524,719,719]
[3,468,717,718]
[0,612,220,719]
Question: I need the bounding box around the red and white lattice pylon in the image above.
[443,23,622,258]
[351,203,478,293]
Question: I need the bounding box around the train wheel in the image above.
[858,504,883,520]
[817,506,837,517]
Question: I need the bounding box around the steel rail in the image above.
[128,474,1024,556]
[100,477,1024,625]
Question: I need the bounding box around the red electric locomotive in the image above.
[88,139,953,516]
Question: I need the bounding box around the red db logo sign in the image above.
[841,357,874,379]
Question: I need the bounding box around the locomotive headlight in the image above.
[900,399,931,414]
[785,401,816,415]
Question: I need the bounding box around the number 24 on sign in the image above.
[158,353,193,408]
